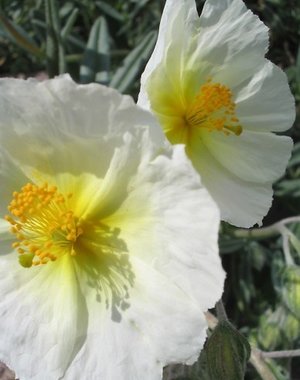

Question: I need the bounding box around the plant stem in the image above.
[215,299,228,322]
[261,349,300,359]
[233,216,300,240]
[250,348,277,380]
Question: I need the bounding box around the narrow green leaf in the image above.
[288,142,300,167]
[219,236,246,254]
[33,17,86,51]
[45,0,66,77]
[296,44,300,84]
[131,0,151,15]
[65,54,82,63]
[110,30,157,93]
[95,1,124,22]
[80,16,110,85]
[276,179,300,197]
[61,8,79,41]
[45,0,58,76]
[289,231,300,256]
[0,12,41,56]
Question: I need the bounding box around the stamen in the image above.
[5,182,83,267]
[185,80,242,136]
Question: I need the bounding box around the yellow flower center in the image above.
[185,80,242,136]
[5,182,83,267]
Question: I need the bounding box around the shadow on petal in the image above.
[74,222,135,323]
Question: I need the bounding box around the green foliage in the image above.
[0,0,299,379]
[80,16,110,84]
[206,321,251,380]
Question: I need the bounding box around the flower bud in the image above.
[206,321,251,380]
[280,265,300,318]
[257,308,283,350]
[283,311,300,341]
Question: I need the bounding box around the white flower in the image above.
[138,0,295,228]
[0,75,224,380]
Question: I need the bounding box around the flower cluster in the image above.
[0,0,295,379]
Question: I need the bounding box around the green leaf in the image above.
[110,30,157,93]
[206,321,251,380]
[289,231,300,256]
[275,179,300,197]
[257,308,284,350]
[282,310,300,341]
[80,16,110,85]
[0,12,41,57]
[248,242,266,271]
[95,1,124,22]
[279,265,300,318]
[45,0,66,77]
[288,142,300,167]
[265,359,290,380]
[61,7,79,41]
[219,235,246,254]
[296,44,300,84]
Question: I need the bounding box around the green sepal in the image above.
[206,321,251,380]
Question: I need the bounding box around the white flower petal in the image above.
[187,141,273,227]
[64,317,163,380]
[105,145,224,310]
[198,0,268,57]
[0,76,164,178]
[63,257,206,380]
[0,255,87,380]
[0,219,15,257]
[184,0,268,88]
[0,218,10,237]
[0,75,161,140]
[236,61,296,132]
[138,0,198,109]
[202,129,293,183]
[125,257,207,365]
[0,149,29,216]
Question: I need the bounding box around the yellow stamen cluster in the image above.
[5,182,83,267]
[185,79,242,136]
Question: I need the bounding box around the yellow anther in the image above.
[49,185,57,193]
[185,80,243,136]
[5,181,84,267]
[29,245,38,253]
[10,226,18,234]
[4,215,16,224]
[44,241,53,249]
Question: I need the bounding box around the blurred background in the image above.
[0,0,299,379]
